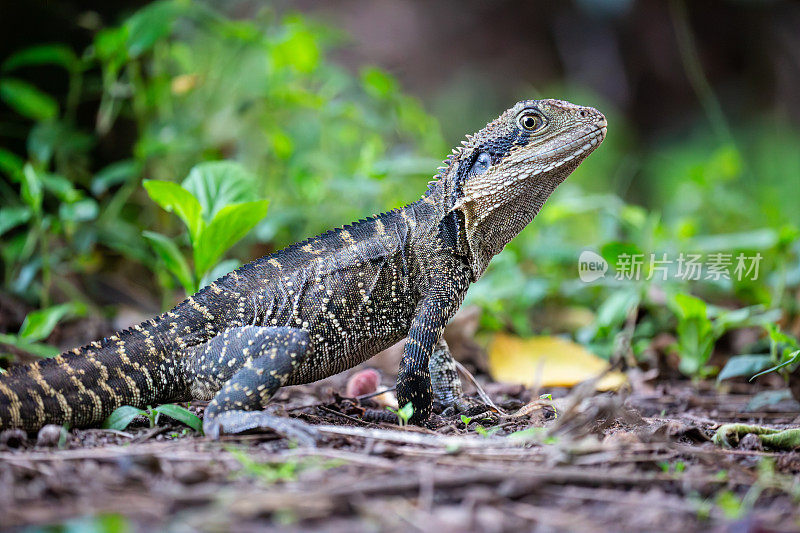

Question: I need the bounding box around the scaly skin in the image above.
[0,99,606,438]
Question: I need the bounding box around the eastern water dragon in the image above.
[0,99,606,441]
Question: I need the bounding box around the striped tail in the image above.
[0,319,186,432]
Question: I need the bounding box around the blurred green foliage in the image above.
[0,0,444,309]
[1,1,799,384]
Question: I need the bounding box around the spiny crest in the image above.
[424,105,518,195]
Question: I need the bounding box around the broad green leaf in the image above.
[143,180,203,243]
[0,207,32,236]
[0,78,58,120]
[143,231,195,294]
[2,44,78,72]
[199,258,240,289]
[600,241,643,269]
[154,404,203,432]
[713,306,781,337]
[594,289,639,334]
[182,161,259,223]
[41,172,80,202]
[194,200,269,278]
[91,160,139,195]
[21,163,43,212]
[103,405,147,430]
[669,292,708,320]
[19,303,75,342]
[124,0,186,58]
[59,198,99,222]
[717,354,772,382]
[0,147,24,181]
[93,27,128,64]
[0,333,60,358]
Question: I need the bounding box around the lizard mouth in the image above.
[547,122,607,165]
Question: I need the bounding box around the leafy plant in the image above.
[226,447,340,485]
[0,303,83,360]
[718,324,800,383]
[103,403,202,433]
[387,401,414,427]
[143,161,269,294]
[667,292,779,378]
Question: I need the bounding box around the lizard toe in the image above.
[204,410,319,447]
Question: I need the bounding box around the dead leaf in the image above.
[488,334,626,391]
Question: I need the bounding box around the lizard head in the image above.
[435,99,607,279]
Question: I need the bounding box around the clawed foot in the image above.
[203,411,320,447]
[442,397,500,425]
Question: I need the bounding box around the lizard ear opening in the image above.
[468,152,492,178]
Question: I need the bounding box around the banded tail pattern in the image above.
[0,319,186,431]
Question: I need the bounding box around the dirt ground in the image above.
[1,366,799,533]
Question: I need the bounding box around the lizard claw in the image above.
[442,397,500,425]
[203,411,320,447]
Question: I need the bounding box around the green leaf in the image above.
[0,206,32,236]
[194,200,269,278]
[271,21,320,73]
[153,404,203,432]
[600,241,643,269]
[182,161,259,223]
[40,172,80,202]
[2,44,78,72]
[91,160,139,196]
[0,334,60,358]
[199,258,240,289]
[124,0,186,58]
[669,292,708,320]
[21,164,43,212]
[397,402,414,423]
[18,303,76,342]
[361,67,397,98]
[143,180,203,243]
[143,231,195,294]
[0,78,58,120]
[94,27,128,65]
[0,147,25,181]
[751,350,800,380]
[103,405,147,430]
[59,198,99,222]
[744,389,794,411]
[717,354,772,382]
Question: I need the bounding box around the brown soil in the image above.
[1,371,799,532]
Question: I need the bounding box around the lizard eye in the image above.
[468,152,492,177]
[518,112,543,131]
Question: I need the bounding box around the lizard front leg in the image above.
[430,338,497,421]
[184,326,318,445]
[397,289,461,424]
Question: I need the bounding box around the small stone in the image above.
[739,433,764,451]
[36,424,63,447]
[0,428,28,448]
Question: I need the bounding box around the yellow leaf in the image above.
[488,334,626,391]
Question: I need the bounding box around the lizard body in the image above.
[0,99,606,437]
